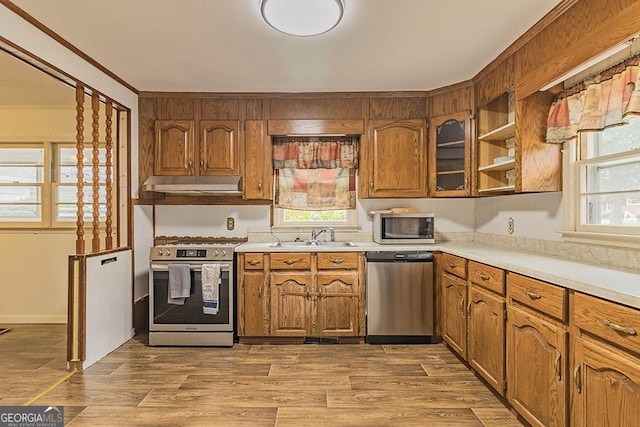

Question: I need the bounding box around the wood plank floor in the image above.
[0,325,524,426]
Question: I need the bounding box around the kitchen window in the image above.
[272,136,359,229]
[564,116,640,245]
[0,143,113,228]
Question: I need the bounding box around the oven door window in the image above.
[152,270,230,325]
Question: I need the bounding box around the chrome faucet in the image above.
[311,227,335,242]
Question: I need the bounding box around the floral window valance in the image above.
[272,136,359,169]
[272,136,359,211]
[546,55,640,144]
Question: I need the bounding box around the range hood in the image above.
[142,175,243,195]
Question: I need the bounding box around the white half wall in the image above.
[84,249,134,368]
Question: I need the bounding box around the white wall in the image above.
[358,198,476,235]
[133,205,154,302]
[155,205,272,238]
[0,232,74,323]
[475,192,564,241]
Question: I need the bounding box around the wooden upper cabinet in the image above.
[244,120,272,200]
[154,119,239,177]
[362,119,427,198]
[154,120,195,175]
[199,120,239,176]
[429,111,471,197]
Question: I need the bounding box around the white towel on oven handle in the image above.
[201,264,221,315]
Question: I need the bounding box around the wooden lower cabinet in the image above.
[442,272,468,358]
[468,285,506,395]
[270,272,313,337]
[237,252,364,340]
[572,291,640,426]
[507,306,568,427]
[572,336,640,426]
[237,253,270,337]
[316,271,360,336]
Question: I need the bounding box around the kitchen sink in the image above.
[270,241,357,248]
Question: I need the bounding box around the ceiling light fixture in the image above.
[260,0,344,37]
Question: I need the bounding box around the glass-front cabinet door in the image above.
[428,112,471,197]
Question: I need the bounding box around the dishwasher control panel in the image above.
[366,251,433,262]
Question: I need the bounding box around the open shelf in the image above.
[478,121,515,141]
[477,185,515,194]
[437,169,465,175]
[478,159,515,172]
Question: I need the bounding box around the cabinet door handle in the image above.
[554,352,562,381]
[574,363,582,393]
[524,290,542,300]
[248,260,260,266]
[331,258,345,264]
[258,285,263,298]
[448,263,457,269]
[258,180,262,191]
[603,319,637,336]
[478,272,490,281]
[467,301,472,318]
[283,259,298,265]
[460,298,465,316]
[200,159,204,169]
[369,179,373,191]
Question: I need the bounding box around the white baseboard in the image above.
[0,314,67,324]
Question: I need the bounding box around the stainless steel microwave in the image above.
[373,212,435,244]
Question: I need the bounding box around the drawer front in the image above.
[442,253,467,279]
[270,253,312,270]
[507,273,567,322]
[468,261,505,295]
[317,252,359,269]
[575,292,640,355]
[244,253,264,270]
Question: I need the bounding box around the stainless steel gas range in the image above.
[148,243,237,346]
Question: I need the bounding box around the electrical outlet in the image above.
[226,217,235,231]
[507,217,515,235]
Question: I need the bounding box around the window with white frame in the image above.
[569,116,640,238]
[0,142,112,228]
[0,145,46,223]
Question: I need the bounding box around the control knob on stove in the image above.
[221,249,227,257]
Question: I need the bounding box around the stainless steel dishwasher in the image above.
[365,251,435,344]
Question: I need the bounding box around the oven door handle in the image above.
[150,263,230,272]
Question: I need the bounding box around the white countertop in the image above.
[236,240,640,310]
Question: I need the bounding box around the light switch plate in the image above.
[226,217,235,230]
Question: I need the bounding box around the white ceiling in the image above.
[6,0,562,95]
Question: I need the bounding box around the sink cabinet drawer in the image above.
[468,261,504,295]
[244,253,264,270]
[317,252,358,269]
[270,253,312,270]
[507,273,567,322]
[442,253,467,279]
[574,292,640,354]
